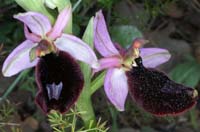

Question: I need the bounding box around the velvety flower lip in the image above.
[94,10,171,111]
[126,57,198,116]
[2,7,98,114]
[2,6,98,77]
[35,51,84,114]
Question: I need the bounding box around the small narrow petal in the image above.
[94,57,121,73]
[55,34,99,69]
[94,10,119,57]
[48,6,72,39]
[2,40,38,77]
[104,68,128,111]
[140,48,171,68]
[24,25,41,42]
[14,12,52,36]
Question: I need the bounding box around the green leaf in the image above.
[82,17,94,48]
[15,0,56,23]
[110,25,143,47]
[80,17,94,83]
[44,0,71,11]
[61,4,72,34]
[169,58,200,88]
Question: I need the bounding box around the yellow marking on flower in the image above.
[193,89,198,99]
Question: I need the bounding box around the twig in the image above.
[72,0,82,12]
[193,0,200,8]
[0,4,17,14]
[0,122,20,126]
[80,0,97,16]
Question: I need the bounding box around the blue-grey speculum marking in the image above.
[46,82,63,100]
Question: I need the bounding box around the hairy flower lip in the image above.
[150,101,197,117]
[35,51,84,114]
[126,57,198,116]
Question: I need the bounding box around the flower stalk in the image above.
[76,17,96,127]
[76,88,96,127]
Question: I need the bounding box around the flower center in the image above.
[121,41,141,71]
[29,39,57,61]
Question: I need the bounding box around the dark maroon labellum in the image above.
[35,51,84,114]
[126,57,198,116]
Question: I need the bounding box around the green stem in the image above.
[76,88,96,127]
[77,62,96,127]
[0,70,29,102]
[76,71,105,127]
[90,72,105,95]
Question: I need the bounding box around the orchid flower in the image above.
[94,10,198,116]
[2,7,99,114]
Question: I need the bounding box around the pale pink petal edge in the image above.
[94,10,119,57]
[104,68,128,111]
[2,40,38,77]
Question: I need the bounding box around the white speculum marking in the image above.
[46,82,63,100]
[132,61,138,67]
[131,58,139,67]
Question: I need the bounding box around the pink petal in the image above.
[104,68,128,111]
[94,10,119,57]
[94,57,121,73]
[140,48,171,68]
[54,34,99,69]
[14,12,52,36]
[48,6,72,39]
[2,40,39,77]
[24,25,41,42]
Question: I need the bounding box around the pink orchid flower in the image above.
[2,7,99,114]
[94,10,198,116]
